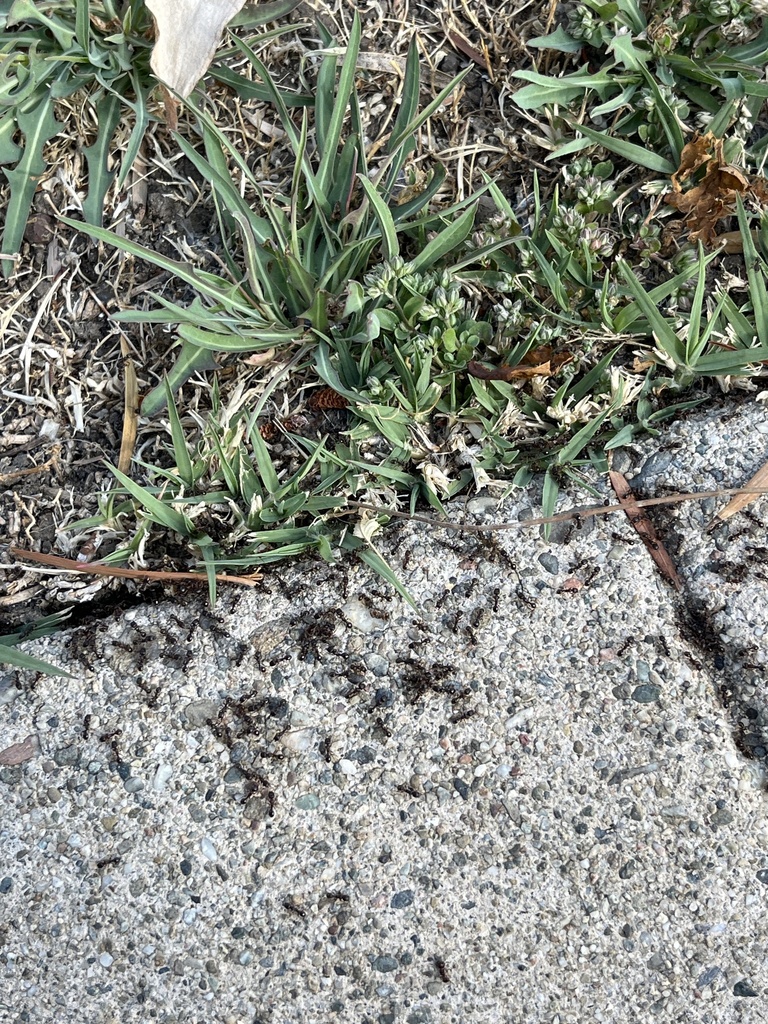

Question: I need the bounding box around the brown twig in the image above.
[345,485,768,534]
[7,547,261,587]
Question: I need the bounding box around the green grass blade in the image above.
[0,642,72,677]
[388,33,420,153]
[410,204,476,273]
[142,340,217,417]
[229,0,303,27]
[387,66,471,156]
[685,245,707,366]
[107,463,192,535]
[314,45,337,156]
[316,13,361,199]
[249,422,280,495]
[564,120,676,174]
[81,92,122,226]
[357,545,417,609]
[618,260,684,364]
[737,197,768,348]
[639,65,684,164]
[358,174,399,260]
[207,65,313,106]
[694,345,768,374]
[2,89,60,278]
[163,378,194,486]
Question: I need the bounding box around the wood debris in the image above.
[708,456,768,528]
[609,471,683,591]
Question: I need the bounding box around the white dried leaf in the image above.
[146,0,248,99]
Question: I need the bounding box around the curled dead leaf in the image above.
[467,360,552,381]
[146,0,248,99]
[665,132,768,246]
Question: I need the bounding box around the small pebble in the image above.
[295,794,320,811]
[152,764,173,791]
[632,684,661,704]
[371,955,399,973]
[200,838,218,861]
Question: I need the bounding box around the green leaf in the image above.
[694,345,768,374]
[59,215,256,312]
[608,33,649,71]
[511,67,620,110]
[141,340,217,417]
[0,641,72,677]
[410,204,476,273]
[618,260,684,364]
[316,13,361,201]
[555,408,610,464]
[107,463,193,535]
[527,26,582,53]
[563,119,676,173]
[207,65,313,107]
[163,378,194,486]
[177,322,301,350]
[356,545,417,609]
[388,34,420,152]
[737,198,768,348]
[357,174,399,260]
[229,0,303,27]
[2,89,59,278]
[638,65,683,164]
[81,91,122,226]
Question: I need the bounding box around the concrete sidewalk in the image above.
[1,398,767,1024]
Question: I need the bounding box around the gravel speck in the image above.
[152,764,173,790]
[53,745,80,767]
[295,794,320,810]
[99,953,114,968]
[734,980,758,997]
[390,890,414,909]
[0,877,12,893]
[123,777,144,794]
[200,838,218,861]
[453,778,469,800]
[183,699,218,727]
[632,684,661,704]
[371,955,399,973]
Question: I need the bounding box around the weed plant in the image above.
[0,0,301,278]
[54,9,768,611]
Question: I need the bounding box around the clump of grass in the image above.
[61,11,768,602]
[0,0,302,278]
[514,0,768,171]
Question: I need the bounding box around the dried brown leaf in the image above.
[709,458,768,527]
[609,471,683,591]
[146,0,248,99]
[666,132,768,246]
[467,360,552,380]
[117,338,138,476]
[0,735,40,766]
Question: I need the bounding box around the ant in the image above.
[449,708,476,724]
[396,783,421,799]
[282,897,307,919]
[433,957,451,983]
